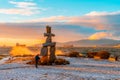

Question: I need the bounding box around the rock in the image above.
[108,55,116,62]
[46,36,52,43]
[40,56,49,65]
[43,42,56,47]
[40,46,48,56]
[96,51,110,59]
[87,52,97,58]
[54,58,70,65]
[49,46,56,63]
[116,55,120,61]
[46,25,51,33]
[44,33,55,37]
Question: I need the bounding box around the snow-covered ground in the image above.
[0,57,120,80]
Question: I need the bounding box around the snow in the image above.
[0,57,11,64]
[0,57,120,80]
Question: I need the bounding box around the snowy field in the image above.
[0,57,120,80]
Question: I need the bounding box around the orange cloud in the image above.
[52,29,86,42]
[0,23,43,39]
[0,23,86,46]
[88,32,112,40]
[0,23,44,46]
[0,38,41,46]
[21,15,109,30]
[68,16,109,30]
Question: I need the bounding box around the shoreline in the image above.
[0,57,120,80]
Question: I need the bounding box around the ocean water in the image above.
[0,47,11,60]
[0,47,11,55]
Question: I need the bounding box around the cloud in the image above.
[0,1,44,16]
[24,11,120,31]
[53,29,86,42]
[72,11,120,31]
[17,11,120,40]
[9,1,36,8]
[68,16,108,30]
[21,14,109,30]
[85,11,120,16]
[0,23,86,44]
[67,11,120,39]
[88,32,112,40]
[0,8,38,15]
[1,10,120,41]
[0,23,43,39]
[21,16,70,22]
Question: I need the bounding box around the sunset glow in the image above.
[0,0,120,46]
[0,38,41,46]
[10,46,34,56]
[0,1,120,79]
[88,32,112,40]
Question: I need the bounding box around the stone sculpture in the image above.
[40,25,56,64]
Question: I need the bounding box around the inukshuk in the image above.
[40,25,56,65]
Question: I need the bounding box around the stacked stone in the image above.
[40,25,56,64]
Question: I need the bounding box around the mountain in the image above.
[57,39,120,47]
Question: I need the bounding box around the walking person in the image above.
[35,54,40,68]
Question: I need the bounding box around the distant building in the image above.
[16,43,26,47]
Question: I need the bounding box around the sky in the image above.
[0,0,120,46]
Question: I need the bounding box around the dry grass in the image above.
[87,52,97,58]
[57,47,120,56]
[0,54,9,60]
[68,51,79,57]
[27,57,70,65]
[96,51,110,59]
[108,57,116,62]
[54,58,70,65]
[94,56,101,60]
[58,47,120,59]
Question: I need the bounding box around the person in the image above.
[35,54,40,68]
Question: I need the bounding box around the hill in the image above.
[57,39,120,47]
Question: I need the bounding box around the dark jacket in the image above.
[35,55,40,61]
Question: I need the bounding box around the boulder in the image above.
[116,55,120,61]
[87,52,97,58]
[54,58,70,65]
[46,25,51,33]
[68,51,79,57]
[96,51,110,59]
[40,46,48,56]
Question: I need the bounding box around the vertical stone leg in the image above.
[49,46,56,63]
[40,46,49,65]
[40,46,48,56]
